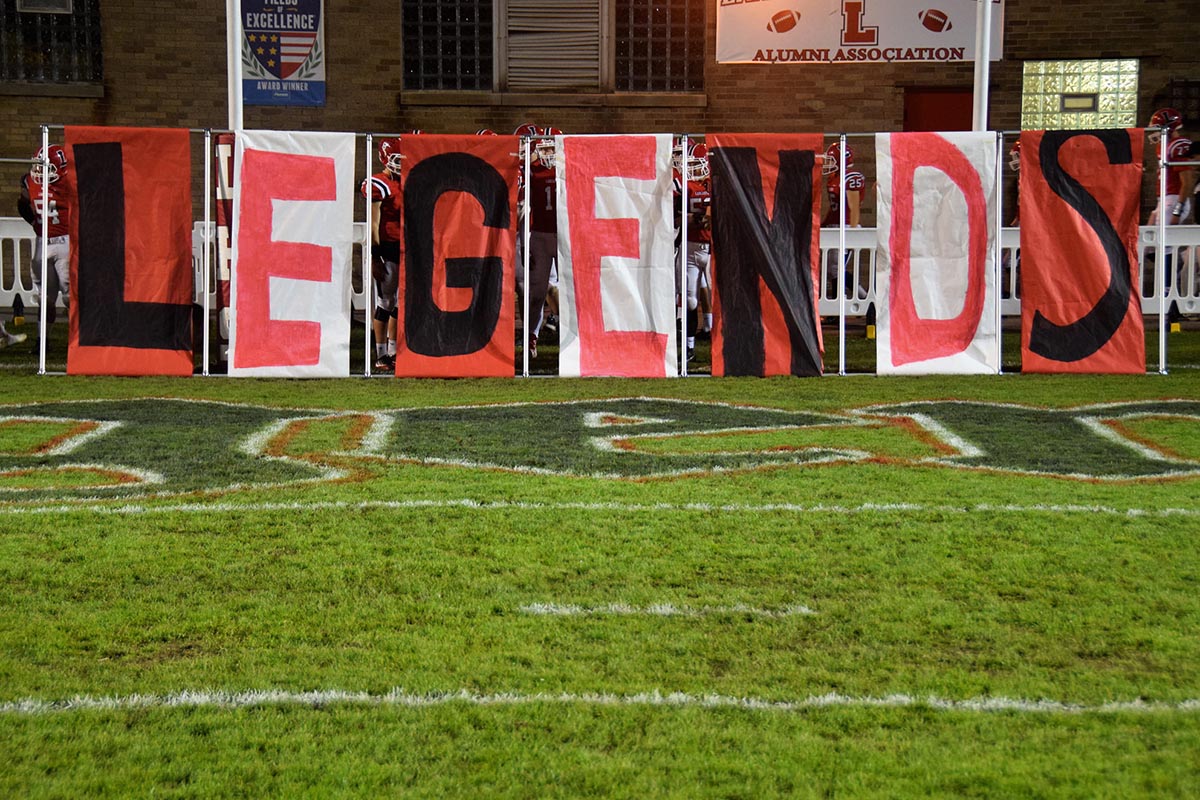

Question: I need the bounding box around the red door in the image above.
[903,89,974,132]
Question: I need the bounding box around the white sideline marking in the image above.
[0,498,1196,517]
[2,688,1198,717]
[519,602,817,618]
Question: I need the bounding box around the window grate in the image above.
[401,0,704,94]
[614,0,704,93]
[403,0,493,91]
[1,0,101,83]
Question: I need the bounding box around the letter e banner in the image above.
[230,130,354,377]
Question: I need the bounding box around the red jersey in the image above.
[528,164,557,234]
[822,170,865,226]
[684,178,711,244]
[20,172,73,239]
[360,171,403,244]
[1164,135,1193,196]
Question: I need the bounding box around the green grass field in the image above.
[0,323,1198,798]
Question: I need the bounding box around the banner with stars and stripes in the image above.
[241,0,325,107]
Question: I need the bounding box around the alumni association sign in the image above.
[717,0,1004,64]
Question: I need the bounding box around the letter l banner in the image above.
[66,126,194,376]
[230,130,355,377]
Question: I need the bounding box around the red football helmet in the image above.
[823,142,854,175]
[1149,107,1183,133]
[535,126,562,169]
[513,123,539,137]
[475,128,497,135]
[377,137,404,176]
[32,144,67,185]
[686,142,710,182]
[1007,140,1021,172]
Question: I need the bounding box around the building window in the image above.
[1020,59,1137,131]
[615,0,703,92]
[17,0,71,12]
[1,0,101,84]
[1162,78,1200,130]
[402,0,493,92]
[402,0,704,94]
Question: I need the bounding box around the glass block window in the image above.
[402,0,705,94]
[0,0,102,83]
[403,0,494,91]
[615,0,705,93]
[1020,59,1138,130]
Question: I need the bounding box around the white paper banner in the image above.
[717,0,1004,64]
[230,130,355,377]
[876,131,998,375]
[557,134,679,378]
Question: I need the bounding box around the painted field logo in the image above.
[0,398,1197,502]
[0,399,334,501]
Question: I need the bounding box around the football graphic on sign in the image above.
[766,9,801,33]
[918,8,952,32]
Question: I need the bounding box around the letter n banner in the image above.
[396,134,518,377]
[65,126,194,376]
[230,130,355,377]
[1018,129,1144,374]
[708,133,824,377]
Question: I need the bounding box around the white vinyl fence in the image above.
[2,218,1198,321]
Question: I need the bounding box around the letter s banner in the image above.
[1019,129,1145,374]
[65,126,194,376]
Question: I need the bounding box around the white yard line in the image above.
[2,688,1197,716]
[0,498,1196,517]
[519,602,817,618]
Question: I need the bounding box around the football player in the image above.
[821,142,865,228]
[1003,140,1023,298]
[1147,107,1192,227]
[523,125,562,360]
[14,144,72,343]
[1146,108,1194,317]
[673,140,712,358]
[360,136,404,372]
[821,142,869,302]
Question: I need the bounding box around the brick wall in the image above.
[2,0,1196,215]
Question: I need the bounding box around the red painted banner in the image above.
[393,135,518,377]
[876,131,997,374]
[708,133,824,377]
[557,134,677,378]
[65,126,194,376]
[1019,129,1144,374]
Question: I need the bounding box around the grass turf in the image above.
[0,325,1197,797]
